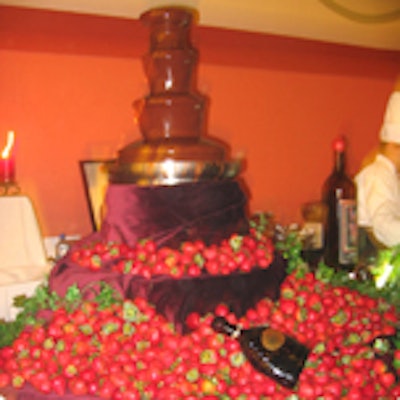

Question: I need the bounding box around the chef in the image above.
[355,90,400,249]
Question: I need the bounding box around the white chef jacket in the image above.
[355,154,400,248]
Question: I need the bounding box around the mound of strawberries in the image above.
[1,267,399,399]
[69,231,274,278]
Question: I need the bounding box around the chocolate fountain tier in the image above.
[135,93,206,140]
[143,48,198,94]
[116,135,228,161]
[141,6,196,49]
[109,157,241,185]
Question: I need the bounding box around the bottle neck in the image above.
[334,150,345,173]
[212,316,241,338]
[222,320,242,339]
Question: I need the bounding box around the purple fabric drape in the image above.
[99,180,249,248]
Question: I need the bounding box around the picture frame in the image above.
[79,159,114,231]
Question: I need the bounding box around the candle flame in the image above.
[1,131,15,159]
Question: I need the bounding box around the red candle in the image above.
[0,131,16,183]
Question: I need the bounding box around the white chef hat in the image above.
[380,91,400,144]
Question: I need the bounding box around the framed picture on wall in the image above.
[79,160,113,231]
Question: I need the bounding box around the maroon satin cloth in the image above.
[99,180,249,248]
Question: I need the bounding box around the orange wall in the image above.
[0,6,399,237]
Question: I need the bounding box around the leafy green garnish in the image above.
[0,281,121,348]
[274,227,306,274]
[370,245,400,290]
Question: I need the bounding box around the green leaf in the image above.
[200,349,218,364]
[229,351,246,367]
[12,294,28,308]
[64,284,82,304]
[331,309,348,326]
[315,263,335,283]
[313,342,326,354]
[122,322,135,336]
[229,234,243,252]
[123,301,144,323]
[372,338,391,353]
[94,282,121,309]
[194,253,205,267]
[186,368,199,382]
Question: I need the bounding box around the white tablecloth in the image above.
[0,195,50,320]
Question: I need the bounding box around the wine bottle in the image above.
[211,316,310,389]
[322,136,358,270]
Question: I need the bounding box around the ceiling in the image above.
[1,0,400,51]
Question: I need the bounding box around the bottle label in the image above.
[338,199,358,264]
[261,328,286,351]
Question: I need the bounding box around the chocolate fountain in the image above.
[110,6,240,185]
